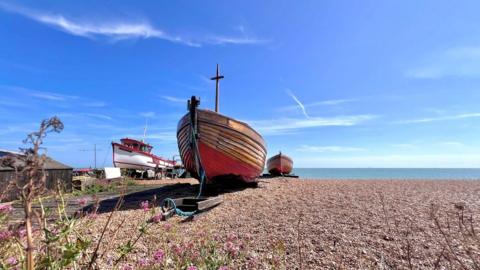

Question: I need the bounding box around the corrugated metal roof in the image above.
[0,150,72,171]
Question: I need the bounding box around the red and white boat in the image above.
[267,152,293,175]
[112,138,175,170]
[177,65,267,184]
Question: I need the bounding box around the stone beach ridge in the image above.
[77,178,480,269]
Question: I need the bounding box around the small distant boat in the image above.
[267,152,293,175]
[177,65,267,183]
[112,138,175,170]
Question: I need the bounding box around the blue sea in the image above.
[287,168,480,180]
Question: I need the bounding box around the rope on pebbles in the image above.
[161,96,207,219]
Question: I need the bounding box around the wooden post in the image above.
[210,64,224,113]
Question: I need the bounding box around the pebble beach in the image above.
[78,178,480,269]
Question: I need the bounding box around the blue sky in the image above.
[1,0,480,168]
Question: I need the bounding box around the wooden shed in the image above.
[0,150,73,201]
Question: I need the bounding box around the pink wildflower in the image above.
[151,213,163,223]
[51,227,60,235]
[122,264,133,270]
[153,249,165,263]
[226,233,237,242]
[16,228,26,238]
[187,266,198,270]
[6,256,18,265]
[218,267,229,270]
[77,198,88,206]
[173,244,183,256]
[163,223,172,231]
[0,204,13,214]
[137,258,149,266]
[224,241,239,257]
[140,200,150,212]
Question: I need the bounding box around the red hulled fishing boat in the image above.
[176,65,267,183]
[267,152,293,175]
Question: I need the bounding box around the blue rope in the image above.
[162,198,197,217]
[161,101,207,218]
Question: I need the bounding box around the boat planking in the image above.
[177,102,267,183]
[267,151,294,176]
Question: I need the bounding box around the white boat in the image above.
[112,138,175,170]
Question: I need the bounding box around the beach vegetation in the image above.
[0,117,239,270]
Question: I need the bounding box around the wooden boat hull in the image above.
[267,153,293,175]
[177,108,267,184]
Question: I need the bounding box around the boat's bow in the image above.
[177,96,267,183]
[267,152,294,175]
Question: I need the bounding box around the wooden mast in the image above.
[210,64,224,112]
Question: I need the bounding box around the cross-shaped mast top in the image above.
[210,64,224,112]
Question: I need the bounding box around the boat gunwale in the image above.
[177,123,265,172]
[177,110,267,153]
[267,153,293,164]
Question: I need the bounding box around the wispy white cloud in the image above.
[280,98,356,112]
[160,96,187,103]
[82,101,106,107]
[406,46,480,79]
[0,85,78,101]
[204,23,269,45]
[250,115,378,135]
[297,145,366,153]
[0,3,267,46]
[84,113,112,120]
[285,89,309,118]
[139,112,155,118]
[315,99,354,106]
[29,91,78,101]
[0,2,198,45]
[396,113,480,124]
[56,112,113,120]
[205,35,268,45]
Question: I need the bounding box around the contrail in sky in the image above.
[286,89,309,118]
